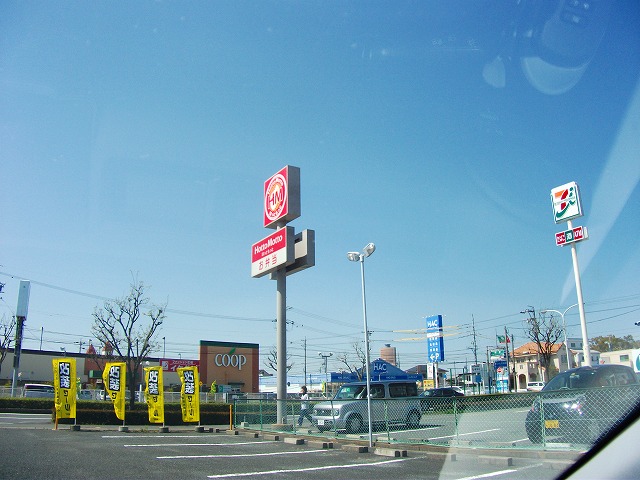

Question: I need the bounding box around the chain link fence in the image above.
[233,385,640,450]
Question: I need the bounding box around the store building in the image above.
[199,340,259,394]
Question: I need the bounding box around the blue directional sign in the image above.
[426,314,445,362]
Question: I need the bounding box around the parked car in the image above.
[419,387,465,413]
[77,389,93,400]
[22,383,55,398]
[525,365,640,445]
[526,381,545,392]
[312,380,422,433]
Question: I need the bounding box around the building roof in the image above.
[512,341,564,356]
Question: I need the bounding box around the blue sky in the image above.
[2,1,639,377]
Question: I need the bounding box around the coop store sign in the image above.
[215,353,247,371]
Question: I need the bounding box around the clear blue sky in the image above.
[2,2,639,377]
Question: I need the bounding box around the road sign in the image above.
[251,227,294,278]
[555,225,588,246]
[426,314,444,363]
[494,360,507,369]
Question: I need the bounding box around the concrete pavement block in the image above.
[284,437,305,445]
[375,448,407,458]
[342,445,369,453]
[479,455,513,467]
[307,440,333,449]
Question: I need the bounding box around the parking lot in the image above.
[0,414,578,479]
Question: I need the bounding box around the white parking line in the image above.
[455,463,543,480]
[159,449,326,460]
[454,469,518,479]
[429,428,500,440]
[102,435,233,439]
[206,458,408,478]
[125,441,276,447]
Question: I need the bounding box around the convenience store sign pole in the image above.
[550,182,592,366]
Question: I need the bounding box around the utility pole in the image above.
[504,326,511,392]
[318,352,332,394]
[11,281,30,397]
[471,315,479,393]
[302,337,307,386]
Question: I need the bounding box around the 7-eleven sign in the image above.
[551,182,583,224]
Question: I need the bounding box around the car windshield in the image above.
[545,370,601,390]
[334,385,367,400]
[1,2,639,479]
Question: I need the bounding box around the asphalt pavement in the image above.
[0,413,579,480]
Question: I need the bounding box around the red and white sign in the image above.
[251,226,294,278]
[263,166,301,229]
[160,358,199,372]
[555,225,588,246]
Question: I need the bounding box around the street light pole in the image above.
[347,243,376,448]
[541,304,578,371]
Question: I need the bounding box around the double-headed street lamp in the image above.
[541,304,578,371]
[347,242,375,448]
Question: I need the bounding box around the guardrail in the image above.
[233,386,640,450]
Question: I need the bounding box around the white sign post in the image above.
[252,166,313,425]
[550,182,592,366]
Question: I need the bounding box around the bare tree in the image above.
[91,278,166,408]
[524,308,563,382]
[0,314,15,376]
[336,342,367,380]
[265,347,293,373]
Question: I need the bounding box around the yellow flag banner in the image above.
[144,366,164,424]
[52,358,77,419]
[102,362,127,421]
[177,366,200,423]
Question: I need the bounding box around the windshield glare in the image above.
[334,385,366,400]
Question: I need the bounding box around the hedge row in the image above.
[0,398,231,426]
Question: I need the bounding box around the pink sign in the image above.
[161,358,199,372]
[263,166,300,229]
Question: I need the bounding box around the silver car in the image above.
[312,380,421,433]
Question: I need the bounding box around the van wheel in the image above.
[406,410,421,429]
[346,414,364,434]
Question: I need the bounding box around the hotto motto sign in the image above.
[251,226,294,278]
[263,165,300,228]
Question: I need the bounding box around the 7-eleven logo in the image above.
[551,182,582,224]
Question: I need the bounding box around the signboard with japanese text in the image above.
[251,226,294,278]
[144,366,164,424]
[263,165,301,229]
[551,181,583,224]
[52,358,76,419]
[426,314,445,363]
[102,362,126,421]
[178,365,200,423]
[160,358,200,372]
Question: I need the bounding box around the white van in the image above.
[22,383,55,398]
[526,381,545,392]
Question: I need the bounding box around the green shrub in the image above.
[1,397,231,426]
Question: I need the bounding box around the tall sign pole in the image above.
[551,182,592,366]
[252,166,314,424]
[11,280,31,397]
